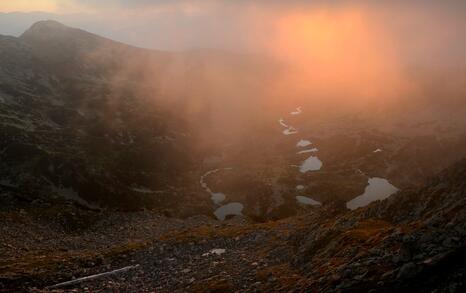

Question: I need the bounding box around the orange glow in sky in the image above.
[0,0,57,12]
[270,7,408,103]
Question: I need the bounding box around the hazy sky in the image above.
[1,1,465,113]
[1,0,466,56]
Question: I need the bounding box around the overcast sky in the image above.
[1,0,466,64]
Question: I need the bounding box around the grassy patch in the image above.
[159,221,284,242]
[0,240,149,286]
[190,277,233,293]
[344,219,393,242]
[256,264,309,291]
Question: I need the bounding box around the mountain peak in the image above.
[19,19,113,54]
[19,20,85,45]
[21,20,68,36]
[30,19,66,29]
[19,19,128,50]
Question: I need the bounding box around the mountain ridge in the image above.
[20,20,154,51]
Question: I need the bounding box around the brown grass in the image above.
[0,241,149,280]
[159,220,285,242]
[344,219,393,242]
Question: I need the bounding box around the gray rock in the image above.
[397,262,418,279]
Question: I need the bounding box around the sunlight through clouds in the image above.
[0,0,58,12]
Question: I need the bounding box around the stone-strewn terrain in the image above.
[0,159,464,292]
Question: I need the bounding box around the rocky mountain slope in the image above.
[0,21,183,209]
[0,20,281,218]
[1,20,466,221]
[0,20,465,292]
[1,20,245,214]
[0,159,464,292]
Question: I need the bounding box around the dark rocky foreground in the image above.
[1,160,464,292]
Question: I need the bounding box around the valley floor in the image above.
[1,160,466,292]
